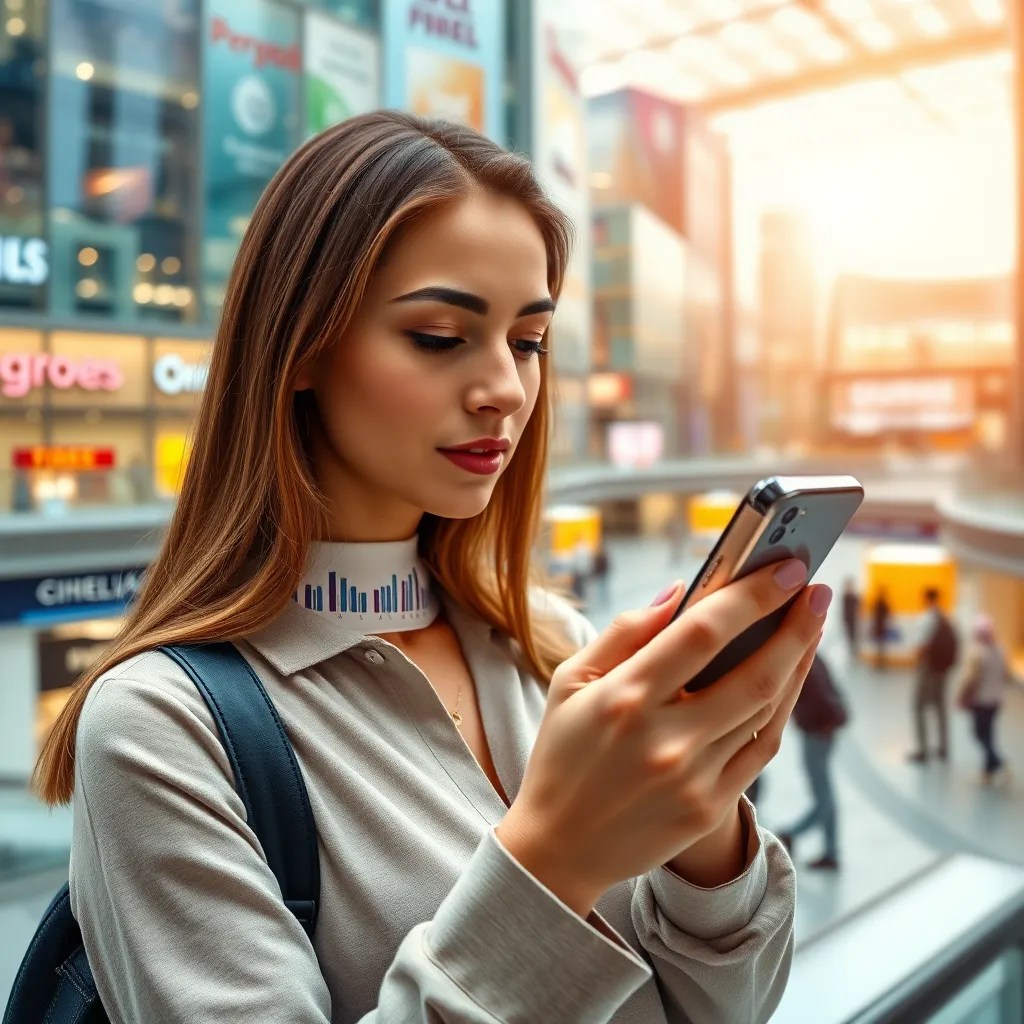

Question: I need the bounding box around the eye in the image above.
[406,331,466,354]
[510,339,548,359]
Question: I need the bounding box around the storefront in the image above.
[0,565,143,778]
[824,274,1014,452]
[0,327,208,512]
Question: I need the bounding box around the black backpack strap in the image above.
[159,643,320,939]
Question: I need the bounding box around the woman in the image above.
[957,614,1011,787]
[34,112,828,1023]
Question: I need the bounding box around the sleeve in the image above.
[71,671,333,1024]
[631,799,796,1024]
[531,586,600,648]
[71,667,653,1024]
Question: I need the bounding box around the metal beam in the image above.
[699,26,1007,115]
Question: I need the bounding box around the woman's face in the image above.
[298,190,554,540]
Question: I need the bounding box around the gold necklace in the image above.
[448,682,463,729]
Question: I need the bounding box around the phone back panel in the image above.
[680,481,864,693]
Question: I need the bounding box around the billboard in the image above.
[304,12,380,137]
[531,4,590,381]
[608,421,664,469]
[830,377,974,434]
[383,0,504,143]
[587,89,685,236]
[202,0,301,311]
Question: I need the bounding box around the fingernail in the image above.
[651,581,680,607]
[773,559,807,590]
[810,585,833,617]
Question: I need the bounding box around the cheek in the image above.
[514,363,543,429]
[321,344,444,444]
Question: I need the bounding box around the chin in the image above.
[420,483,497,521]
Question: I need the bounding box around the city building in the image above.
[756,209,819,454]
[590,202,687,462]
[586,85,734,454]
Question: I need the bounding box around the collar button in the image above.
[363,649,384,665]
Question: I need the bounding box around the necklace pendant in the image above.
[451,710,463,728]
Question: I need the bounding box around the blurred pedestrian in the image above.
[569,541,590,607]
[871,589,892,670]
[955,613,1012,787]
[592,544,611,606]
[907,588,958,764]
[842,578,860,661]
[777,652,849,871]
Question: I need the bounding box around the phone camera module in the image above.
[769,526,786,545]
[781,507,799,525]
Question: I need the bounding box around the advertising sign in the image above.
[383,0,504,143]
[0,568,146,625]
[203,0,301,310]
[831,377,974,434]
[608,421,664,469]
[304,12,380,137]
[13,447,115,471]
[531,3,590,381]
[588,89,685,236]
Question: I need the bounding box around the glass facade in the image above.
[0,0,526,516]
[0,0,47,312]
[49,0,202,325]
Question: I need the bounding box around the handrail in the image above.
[773,855,1024,1024]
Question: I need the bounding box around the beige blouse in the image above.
[70,589,796,1023]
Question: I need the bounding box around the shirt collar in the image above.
[243,587,500,677]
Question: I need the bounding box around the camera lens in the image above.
[782,507,799,525]
[769,526,786,545]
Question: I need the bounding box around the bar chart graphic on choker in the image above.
[294,568,432,618]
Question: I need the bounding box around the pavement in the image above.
[2,533,1022,1003]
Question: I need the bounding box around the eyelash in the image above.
[406,332,548,359]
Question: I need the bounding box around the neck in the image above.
[296,536,439,634]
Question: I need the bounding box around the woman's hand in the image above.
[495,560,828,917]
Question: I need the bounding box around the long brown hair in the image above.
[35,111,578,806]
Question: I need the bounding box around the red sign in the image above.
[209,17,300,71]
[12,447,116,471]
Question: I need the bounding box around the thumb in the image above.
[554,580,685,693]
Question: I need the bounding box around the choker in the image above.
[294,537,439,634]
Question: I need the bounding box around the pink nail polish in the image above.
[651,582,678,607]
[810,586,833,617]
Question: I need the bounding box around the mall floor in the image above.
[1,535,1022,1003]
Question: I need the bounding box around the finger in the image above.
[558,580,684,684]
[719,638,822,794]
[684,583,831,741]
[619,558,810,703]
[704,636,820,772]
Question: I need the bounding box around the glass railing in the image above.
[773,855,1024,1024]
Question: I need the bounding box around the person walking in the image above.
[871,589,892,670]
[777,652,849,871]
[908,588,958,764]
[592,544,611,606]
[956,614,1012,787]
[842,578,860,661]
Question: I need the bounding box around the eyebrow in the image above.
[391,286,555,318]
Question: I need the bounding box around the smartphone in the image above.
[670,475,864,693]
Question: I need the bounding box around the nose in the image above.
[464,342,528,419]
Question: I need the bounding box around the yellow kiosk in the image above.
[543,504,601,587]
[860,543,958,668]
[687,491,741,557]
